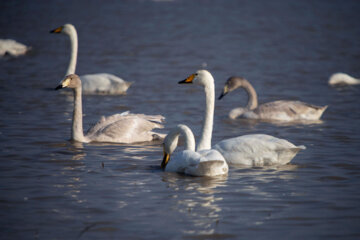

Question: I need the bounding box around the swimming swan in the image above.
[0,39,30,57]
[328,73,360,86]
[161,124,228,177]
[55,74,164,143]
[179,70,305,166]
[50,23,132,95]
[218,76,327,121]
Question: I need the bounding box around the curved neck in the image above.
[72,87,85,142]
[65,28,78,76]
[197,80,215,151]
[241,81,258,110]
[179,125,195,151]
[166,125,195,153]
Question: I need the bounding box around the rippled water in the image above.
[1,0,360,239]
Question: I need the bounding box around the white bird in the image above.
[179,70,305,166]
[161,124,228,177]
[0,39,30,57]
[328,72,360,86]
[218,76,327,121]
[55,74,164,143]
[50,23,132,95]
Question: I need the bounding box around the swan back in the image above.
[328,73,360,85]
[0,39,30,57]
[213,134,305,166]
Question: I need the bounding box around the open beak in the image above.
[218,85,229,100]
[179,73,195,84]
[50,26,63,34]
[161,151,170,170]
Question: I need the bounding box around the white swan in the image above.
[50,23,132,95]
[218,77,327,121]
[179,70,305,166]
[328,72,360,86]
[55,74,164,143]
[161,124,228,177]
[0,39,30,57]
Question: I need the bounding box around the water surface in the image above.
[1,0,360,239]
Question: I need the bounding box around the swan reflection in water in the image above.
[161,173,228,235]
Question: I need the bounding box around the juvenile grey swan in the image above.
[328,73,360,86]
[55,74,164,143]
[219,76,327,121]
[161,124,228,177]
[50,23,132,95]
[179,70,305,166]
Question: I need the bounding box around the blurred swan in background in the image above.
[328,73,360,86]
[55,74,164,143]
[179,70,305,166]
[219,76,327,121]
[0,39,31,57]
[161,124,228,177]
[50,23,132,95]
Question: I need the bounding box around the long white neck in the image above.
[65,27,78,76]
[197,78,215,151]
[72,87,85,142]
[242,81,258,110]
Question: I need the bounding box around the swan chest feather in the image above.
[166,150,228,177]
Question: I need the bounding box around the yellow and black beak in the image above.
[161,150,170,170]
[55,76,71,90]
[50,26,63,34]
[178,73,195,84]
[218,84,229,100]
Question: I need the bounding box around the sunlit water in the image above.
[1,0,360,239]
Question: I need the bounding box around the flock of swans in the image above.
[2,23,358,177]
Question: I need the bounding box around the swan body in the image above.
[0,39,30,57]
[179,70,305,166]
[328,73,360,86]
[213,134,305,166]
[219,76,327,121]
[55,74,164,143]
[50,24,132,95]
[162,124,228,177]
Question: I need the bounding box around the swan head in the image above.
[55,74,81,90]
[161,131,179,169]
[218,76,248,100]
[50,23,76,35]
[161,124,195,169]
[179,69,214,87]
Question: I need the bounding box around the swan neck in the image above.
[180,126,195,151]
[72,87,85,142]
[197,81,214,151]
[66,28,78,76]
[242,81,258,110]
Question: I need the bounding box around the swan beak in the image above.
[218,85,229,100]
[50,26,63,34]
[161,150,170,170]
[55,77,71,90]
[178,74,195,84]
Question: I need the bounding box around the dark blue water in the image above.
[1,0,360,239]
